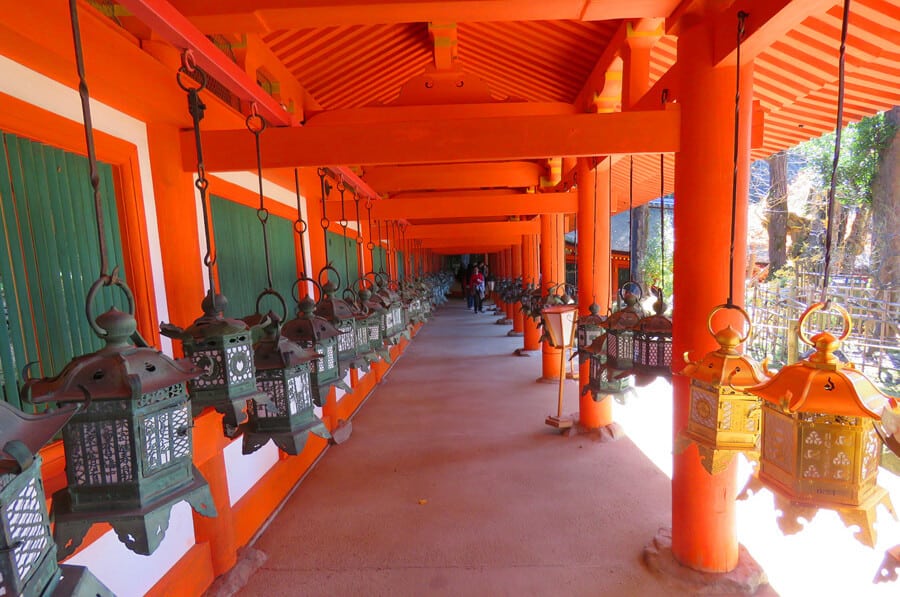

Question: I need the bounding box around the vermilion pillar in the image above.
[576,157,613,429]
[511,243,524,334]
[671,18,753,573]
[504,248,515,321]
[522,234,541,350]
[539,213,565,380]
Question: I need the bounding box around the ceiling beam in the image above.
[306,102,578,126]
[371,191,575,220]
[182,108,680,170]
[713,0,837,66]
[172,0,682,33]
[408,220,539,240]
[363,162,544,193]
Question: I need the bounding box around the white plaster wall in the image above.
[223,437,280,507]
[65,501,196,597]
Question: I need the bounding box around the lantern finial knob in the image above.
[201,291,228,316]
[299,296,316,317]
[808,331,841,365]
[96,308,137,347]
[588,302,600,316]
[714,325,742,354]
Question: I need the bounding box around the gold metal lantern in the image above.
[744,302,897,547]
[679,304,765,475]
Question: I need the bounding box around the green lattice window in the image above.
[0,132,129,409]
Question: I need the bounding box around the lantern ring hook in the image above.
[292,275,323,305]
[355,276,374,291]
[342,287,358,305]
[706,302,752,345]
[245,111,266,134]
[320,217,330,230]
[254,288,288,323]
[293,219,308,235]
[257,207,270,224]
[318,264,342,292]
[85,271,135,338]
[176,65,206,93]
[797,301,852,348]
[619,280,643,302]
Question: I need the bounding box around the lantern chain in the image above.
[628,154,634,294]
[607,158,613,310]
[366,199,376,264]
[69,0,138,338]
[338,182,351,292]
[822,0,851,301]
[247,108,275,293]
[376,219,385,274]
[178,54,217,296]
[591,159,598,305]
[659,153,666,296]
[293,168,308,279]
[318,168,331,266]
[727,11,748,308]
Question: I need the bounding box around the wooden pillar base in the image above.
[643,528,769,596]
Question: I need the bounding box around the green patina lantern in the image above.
[576,303,606,365]
[283,294,352,406]
[358,288,392,363]
[0,401,112,596]
[315,278,372,372]
[25,307,216,557]
[242,313,331,455]
[161,292,269,438]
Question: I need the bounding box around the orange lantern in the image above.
[745,302,897,547]
[679,304,765,475]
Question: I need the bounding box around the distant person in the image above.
[469,266,485,313]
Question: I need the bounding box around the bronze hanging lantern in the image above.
[315,274,370,372]
[744,303,896,547]
[0,400,112,595]
[161,292,268,438]
[283,292,351,406]
[242,313,331,455]
[679,304,765,475]
[239,113,329,455]
[602,285,644,370]
[22,6,215,558]
[26,305,216,557]
[161,65,268,438]
[576,303,606,364]
[632,291,673,382]
[358,286,393,363]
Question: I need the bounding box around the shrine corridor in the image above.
[233,299,675,596]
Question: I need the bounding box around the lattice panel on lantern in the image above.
[191,349,224,388]
[690,386,717,432]
[296,369,313,412]
[799,424,856,482]
[137,384,185,408]
[142,403,191,473]
[863,426,881,480]
[286,368,301,416]
[257,378,285,418]
[226,344,254,384]
[3,477,50,583]
[385,312,394,329]
[337,325,354,352]
[66,419,133,485]
[762,409,795,477]
[368,325,380,341]
[324,344,336,372]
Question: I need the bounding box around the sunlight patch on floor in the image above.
[614,377,900,597]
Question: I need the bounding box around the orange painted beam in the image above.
[362,162,544,193]
[182,108,681,170]
[371,191,576,220]
[173,0,682,32]
[575,22,628,112]
[307,102,577,127]
[713,0,837,66]
[407,220,539,240]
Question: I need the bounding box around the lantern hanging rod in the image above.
[821,0,851,300]
[115,0,380,202]
[726,11,748,308]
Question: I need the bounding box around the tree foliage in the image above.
[798,112,897,207]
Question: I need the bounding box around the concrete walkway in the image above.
[239,300,678,597]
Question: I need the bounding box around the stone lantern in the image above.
[0,401,112,595]
[679,305,765,475]
[161,291,269,437]
[25,308,215,557]
[745,302,897,547]
[242,313,331,455]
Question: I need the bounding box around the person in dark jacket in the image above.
[469,266,486,313]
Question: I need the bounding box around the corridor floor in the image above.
[238,300,676,596]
